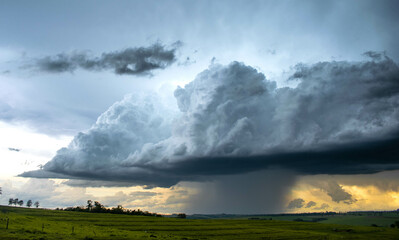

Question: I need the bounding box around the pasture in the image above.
[1,206,399,239]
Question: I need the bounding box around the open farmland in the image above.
[1,206,399,240]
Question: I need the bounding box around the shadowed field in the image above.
[1,206,399,240]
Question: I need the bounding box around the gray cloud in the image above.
[8,147,20,152]
[33,43,178,75]
[333,170,399,192]
[305,201,317,208]
[62,179,139,188]
[314,203,329,210]
[363,51,386,61]
[21,55,399,187]
[287,198,305,209]
[318,181,355,204]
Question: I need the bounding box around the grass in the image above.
[244,212,399,227]
[1,206,399,239]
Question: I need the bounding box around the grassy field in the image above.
[1,206,399,240]
[190,212,399,228]
[247,212,399,227]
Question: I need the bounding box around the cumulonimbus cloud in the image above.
[20,53,399,187]
[32,43,178,75]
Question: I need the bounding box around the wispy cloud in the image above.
[31,43,179,76]
[8,147,20,152]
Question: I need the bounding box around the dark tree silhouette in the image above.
[18,200,24,207]
[0,187,2,195]
[87,200,93,211]
[111,205,124,214]
[34,201,40,208]
[26,200,33,208]
[62,200,162,217]
[8,198,13,205]
[93,201,105,212]
[177,213,187,219]
[13,198,18,206]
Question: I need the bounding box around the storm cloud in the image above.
[33,43,178,75]
[21,54,399,187]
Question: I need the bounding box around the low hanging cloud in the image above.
[317,181,355,204]
[21,53,399,187]
[287,198,305,209]
[314,203,329,210]
[288,199,318,210]
[32,43,178,75]
[305,201,317,208]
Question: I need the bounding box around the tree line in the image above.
[57,200,163,217]
[1,186,40,208]
[1,188,186,218]
[8,198,40,208]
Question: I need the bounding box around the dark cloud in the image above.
[21,56,399,187]
[287,198,305,209]
[33,43,178,75]
[363,51,386,61]
[8,147,20,152]
[62,179,140,188]
[329,170,399,192]
[305,201,316,208]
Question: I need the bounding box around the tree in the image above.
[18,200,24,207]
[8,198,13,205]
[26,200,33,208]
[93,201,105,212]
[13,198,18,206]
[0,187,2,195]
[34,201,40,208]
[111,205,124,214]
[177,213,186,219]
[87,200,93,211]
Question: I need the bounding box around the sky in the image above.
[1,0,399,214]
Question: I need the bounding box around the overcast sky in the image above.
[1,0,399,214]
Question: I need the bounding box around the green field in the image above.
[242,212,399,227]
[1,206,399,240]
